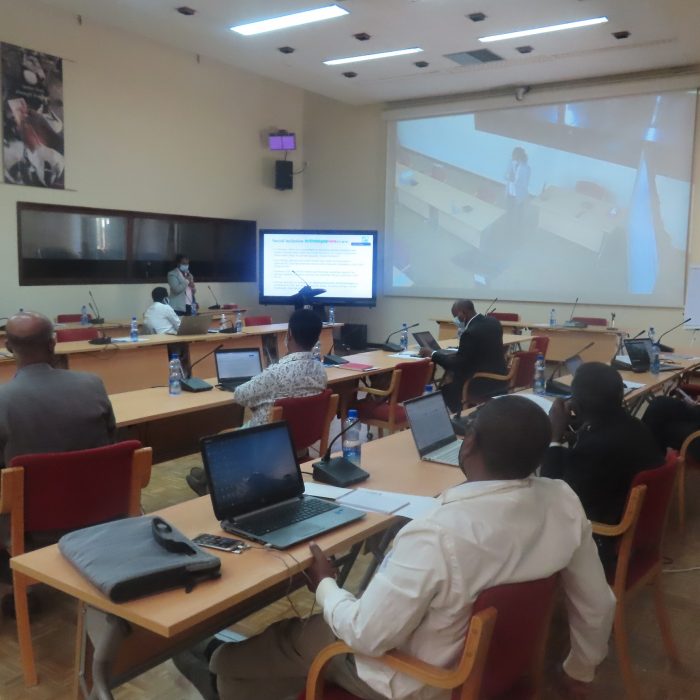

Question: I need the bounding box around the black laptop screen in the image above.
[201,423,303,520]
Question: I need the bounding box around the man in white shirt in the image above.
[143,286,181,335]
[182,395,615,700]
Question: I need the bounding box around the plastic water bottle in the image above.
[650,343,660,375]
[400,323,409,351]
[235,311,243,333]
[168,355,183,395]
[328,306,335,324]
[549,309,557,328]
[130,316,138,342]
[342,409,361,466]
[80,305,89,325]
[648,327,656,344]
[219,313,227,331]
[312,341,322,361]
[534,353,546,395]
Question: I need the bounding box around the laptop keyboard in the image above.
[237,498,337,536]
[429,440,461,464]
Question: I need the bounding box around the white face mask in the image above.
[179,264,189,273]
[453,316,463,327]
[163,297,169,306]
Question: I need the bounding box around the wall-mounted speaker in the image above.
[274,160,293,190]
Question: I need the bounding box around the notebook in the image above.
[200,422,365,549]
[404,392,462,467]
[215,348,262,391]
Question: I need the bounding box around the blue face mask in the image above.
[179,264,189,273]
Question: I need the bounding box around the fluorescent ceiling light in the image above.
[479,16,608,43]
[231,4,348,36]
[324,47,423,66]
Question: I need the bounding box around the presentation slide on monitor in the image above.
[262,232,375,299]
[386,90,696,306]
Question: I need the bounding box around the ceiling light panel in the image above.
[324,47,423,66]
[231,5,348,36]
[479,16,608,43]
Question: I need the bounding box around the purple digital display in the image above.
[268,133,296,151]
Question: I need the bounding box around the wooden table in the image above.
[0,324,340,393]
[434,319,624,364]
[10,433,464,695]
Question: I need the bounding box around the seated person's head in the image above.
[5,311,55,365]
[451,299,475,325]
[287,309,322,353]
[459,395,551,481]
[571,362,624,422]
[152,286,169,304]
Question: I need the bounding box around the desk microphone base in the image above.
[312,458,369,487]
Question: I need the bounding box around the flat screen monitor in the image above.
[268,133,296,151]
[258,229,378,307]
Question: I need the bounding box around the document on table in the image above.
[623,380,646,394]
[518,394,554,412]
[337,489,440,519]
[303,482,353,500]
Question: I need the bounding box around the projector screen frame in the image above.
[258,228,379,308]
[383,84,698,308]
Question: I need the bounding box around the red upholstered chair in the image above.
[592,453,679,699]
[528,336,549,357]
[353,360,433,437]
[511,351,538,391]
[461,356,520,409]
[56,313,91,323]
[299,608,497,700]
[1,441,152,686]
[677,429,700,533]
[244,315,273,327]
[488,311,520,322]
[269,390,339,459]
[298,574,559,700]
[55,327,99,342]
[571,316,608,327]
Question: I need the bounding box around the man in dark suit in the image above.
[0,311,116,467]
[541,362,664,567]
[420,299,507,412]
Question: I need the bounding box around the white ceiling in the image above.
[37,0,700,105]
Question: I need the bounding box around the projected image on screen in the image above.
[386,90,697,306]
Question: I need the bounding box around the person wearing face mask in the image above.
[167,253,197,315]
[144,286,181,335]
[185,309,327,495]
[420,299,508,413]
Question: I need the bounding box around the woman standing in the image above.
[167,253,197,316]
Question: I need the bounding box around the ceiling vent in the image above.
[444,49,503,65]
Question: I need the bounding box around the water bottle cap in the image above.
[348,409,358,419]
[537,353,544,359]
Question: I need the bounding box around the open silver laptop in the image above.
[200,422,365,549]
[176,314,212,335]
[404,392,462,467]
[215,348,263,391]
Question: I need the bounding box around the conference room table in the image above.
[10,429,465,696]
[434,318,625,364]
[0,323,339,393]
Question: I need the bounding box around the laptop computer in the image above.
[413,330,457,353]
[215,348,263,391]
[623,339,677,372]
[404,392,462,467]
[176,314,213,336]
[200,422,365,548]
[545,354,584,396]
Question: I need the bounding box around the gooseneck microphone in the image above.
[656,318,692,351]
[180,343,223,392]
[484,297,498,315]
[88,290,105,325]
[312,415,370,487]
[208,285,221,310]
[380,322,420,353]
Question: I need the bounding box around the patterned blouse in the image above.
[233,351,328,426]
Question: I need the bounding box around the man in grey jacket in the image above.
[0,311,116,467]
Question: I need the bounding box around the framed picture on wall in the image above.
[1,42,64,189]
